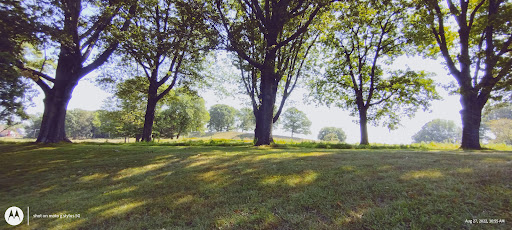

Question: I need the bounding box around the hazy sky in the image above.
[26,55,462,144]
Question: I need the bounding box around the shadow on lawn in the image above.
[0,143,511,229]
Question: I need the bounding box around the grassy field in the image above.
[0,142,511,229]
[0,131,306,144]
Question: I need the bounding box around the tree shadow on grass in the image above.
[0,144,511,229]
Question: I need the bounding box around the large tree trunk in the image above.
[142,95,158,142]
[459,95,483,149]
[254,100,275,145]
[359,108,369,145]
[36,89,74,143]
[254,70,277,146]
[36,47,80,143]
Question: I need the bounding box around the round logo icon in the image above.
[4,206,24,226]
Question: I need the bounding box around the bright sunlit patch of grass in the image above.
[51,218,87,230]
[484,143,512,151]
[98,199,146,218]
[175,194,195,205]
[103,186,138,196]
[455,168,474,174]
[187,157,213,167]
[115,162,167,180]
[37,147,59,151]
[377,165,394,171]
[80,173,109,182]
[261,170,318,187]
[37,185,57,194]
[339,165,357,172]
[482,157,509,163]
[198,169,229,182]
[48,159,67,163]
[401,169,444,180]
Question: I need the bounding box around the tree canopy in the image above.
[65,109,96,139]
[208,104,237,132]
[154,90,209,139]
[0,1,38,128]
[281,107,312,138]
[216,0,329,145]
[482,105,512,144]
[114,0,217,141]
[412,119,461,143]
[318,127,346,142]
[237,107,256,132]
[15,0,137,143]
[310,0,439,145]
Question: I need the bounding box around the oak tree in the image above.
[17,0,136,143]
[216,0,329,145]
[115,0,217,141]
[311,0,439,145]
[411,0,512,149]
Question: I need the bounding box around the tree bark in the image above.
[359,108,369,145]
[36,46,81,143]
[254,100,275,145]
[254,64,278,145]
[459,94,483,149]
[36,89,74,143]
[142,85,158,142]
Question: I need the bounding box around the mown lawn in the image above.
[0,142,511,229]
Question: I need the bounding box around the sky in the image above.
[26,55,462,144]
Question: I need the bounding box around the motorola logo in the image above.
[4,206,24,226]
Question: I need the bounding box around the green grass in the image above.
[4,136,512,151]
[1,142,511,229]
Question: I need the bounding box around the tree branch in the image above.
[497,36,512,57]
[21,66,55,83]
[469,0,486,28]
[495,58,512,81]
[20,69,51,95]
[81,7,120,52]
[367,24,386,107]
[156,54,183,102]
[80,4,137,78]
[275,3,323,49]
[216,0,264,69]
[157,50,181,88]
[446,0,461,16]
[430,2,461,80]
[369,92,394,106]
[274,34,316,123]
[240,58,259,111]
[247,0,266,25]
